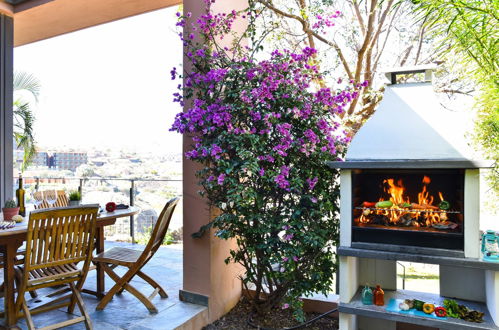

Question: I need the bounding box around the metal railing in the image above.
[14,176,183,243]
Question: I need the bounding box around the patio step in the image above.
[128,301,208,330]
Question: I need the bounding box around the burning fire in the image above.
[357,176,454,230]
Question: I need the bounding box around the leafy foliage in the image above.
[13,71,41,171]
[414,0,498,193]
[68,191,81,201]
[170,1,360,319]
[4,199,17,208]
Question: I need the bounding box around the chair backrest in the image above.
[33,190,69,209]
[24,205,99,272]
[141,197,180,261]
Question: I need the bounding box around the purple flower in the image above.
[207,175,215,182]
[307,177,318,190]
[293,256,299,262]
[185,150,198,159]
[217,173,226,185]
[282,303,290,309]
[170,67,177,80]
[283,233,294,241]
[211,144,222,159]
[282,257,289,262]
[259,168,265,176]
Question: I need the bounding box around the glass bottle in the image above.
[361,285,373,305]
[16,173,25,216]
[373,284,384,306]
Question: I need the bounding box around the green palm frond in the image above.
[13,71,41,171]
[14,70,41,102]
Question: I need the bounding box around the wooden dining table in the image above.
[0,206,140,328]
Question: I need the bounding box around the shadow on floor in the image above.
[1,241,206,330]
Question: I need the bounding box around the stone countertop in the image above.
[338,246,499,271]
[340,288,498,330]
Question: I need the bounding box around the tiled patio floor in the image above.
[1,241,206,330]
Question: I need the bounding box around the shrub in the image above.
[170,1,360,319]
[68,191,81,201]
[4,199,17,208]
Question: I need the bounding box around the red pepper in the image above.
[105,202,117,212]
[363,202,376,208]
[434,306,446,317]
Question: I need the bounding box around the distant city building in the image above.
[31,151,88,171]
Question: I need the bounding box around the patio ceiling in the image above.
[9,0,181,46]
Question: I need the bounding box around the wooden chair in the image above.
[0,253,38,299]
[33,190,69,209]
[93,197,180,313]
[14,205,99,330]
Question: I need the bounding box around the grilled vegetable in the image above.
[398,202,411,208]
[375,201,393,208]
[439,200,450,210]
[434,306,447,317]
[363,201,376,208]
[423,303,435,314]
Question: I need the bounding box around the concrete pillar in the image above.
[340,170,352,247]
[464,169,480,258]
[486,270,499,325]
[0,8,14,206]
[181,0,246,323]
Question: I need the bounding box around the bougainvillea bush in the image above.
[170,1,360,320]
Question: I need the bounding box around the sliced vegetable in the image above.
[398,203,411,208]
[363,201,376,208]
[404,299,414,309]
[434,306,447,317]
[423,303,435,314]
[399,302,410,311]
[439,200,450,210]
[375,201,393,208]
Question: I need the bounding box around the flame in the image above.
[422,176,431,185]
[384,179,407,205]
[418,184,434,206]
[357,175,451,228]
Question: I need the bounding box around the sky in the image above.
[14,6,183,154]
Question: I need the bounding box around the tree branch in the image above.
[351,0,366,36]
[255,0,354,80]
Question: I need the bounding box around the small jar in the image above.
[361,285,373,305]
[373,285,384,306]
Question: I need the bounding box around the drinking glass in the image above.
[45,190,58,207]
[32,190,44,209]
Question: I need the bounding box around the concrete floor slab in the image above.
[1,241,206,330]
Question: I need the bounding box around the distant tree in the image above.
[413,0,498,193]
[76,164,96,178]
[13,71,40,171]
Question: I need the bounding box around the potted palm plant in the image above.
[68,191,81,206]
[3,199,19,220]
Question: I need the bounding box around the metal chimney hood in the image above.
[330,66,492,169]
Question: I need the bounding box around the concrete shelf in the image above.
[339,288,498,330]
[338,246,499,271]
